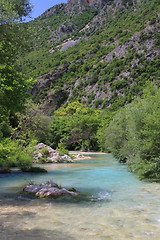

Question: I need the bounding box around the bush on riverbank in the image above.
[0,139,34,169]
[104,84,160,179]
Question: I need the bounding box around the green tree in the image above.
[104,108,128,161]
[50,102,100,151]
[66,108,100,151]
[104,84,160,179]
[10,100,52,145]
[0,1,35,169]
[96,109,116,151]
[0,0,33,140]
[0,139,34,169]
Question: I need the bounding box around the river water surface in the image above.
[0,154,160,240]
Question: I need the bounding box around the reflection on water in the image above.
[0,154,160,239]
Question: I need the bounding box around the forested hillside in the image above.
[18,0,160,111]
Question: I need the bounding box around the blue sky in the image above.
[26,0,67,21]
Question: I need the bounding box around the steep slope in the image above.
[19,0,160,112]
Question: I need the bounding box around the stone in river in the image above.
[23,183,78,198]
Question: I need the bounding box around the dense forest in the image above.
[0,0,160,179]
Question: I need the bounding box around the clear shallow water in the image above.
[0,154,160,240]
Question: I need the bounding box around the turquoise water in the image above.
[0,154,160,239]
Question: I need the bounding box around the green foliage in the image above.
[10,100,52,145]
[96,110,116,151]
[104,108,128,161]
[0,109,12,141]
[0,65,33,114]
[104,84,160,179]
[0,139,34,169]
[0,0,32,24]
[0,0,33,143]
[56,142,69,156]
[50,102,101,151]
[0,1,39,171]
[0,0,32,65]
[40,147,49,157]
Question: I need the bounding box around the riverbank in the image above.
[70,151,106,155]
[70,151,107,161]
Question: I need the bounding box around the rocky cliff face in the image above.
[67,0,107,7]
[66,0,108,13]
[23,0,159,111]
[39,0,108,19]
[39,3,66,20]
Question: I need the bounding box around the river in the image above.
[0,154,160,239]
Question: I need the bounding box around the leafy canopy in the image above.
[0,0,33,141]
[104,84,160,179]
[51,102,101,151]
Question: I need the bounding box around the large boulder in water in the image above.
[23,183,78,198]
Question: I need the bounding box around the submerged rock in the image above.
[23,183,78,198]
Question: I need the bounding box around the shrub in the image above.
[0,139,33,169]
[40,147,49,157]
[104,84,160,179]
[56,142,69,156]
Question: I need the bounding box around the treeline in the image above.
[6,100,114,152]
[104,84,160,180]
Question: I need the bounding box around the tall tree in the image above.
[0,0,33,140]
[50,102,100,151]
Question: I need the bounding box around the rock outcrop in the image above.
[34,143,73,163]
[67,0,107,11]
[23,0,159,112]
[23,183,78,198]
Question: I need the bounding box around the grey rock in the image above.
[33,143,74,163]
[57,154,73,162]
[23,183,78,198]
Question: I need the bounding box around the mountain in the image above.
[19,0,160,112]
[66,0,107,11]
